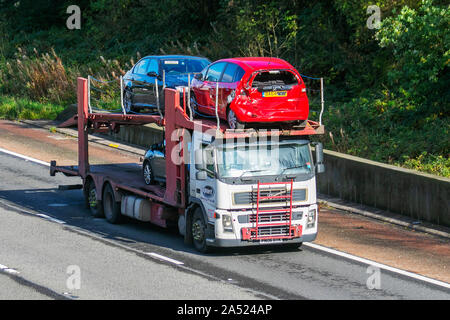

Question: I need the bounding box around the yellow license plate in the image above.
[262,91,287,97]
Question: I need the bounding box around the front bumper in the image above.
[206,232,317,248]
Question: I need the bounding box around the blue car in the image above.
[123,55,211,113]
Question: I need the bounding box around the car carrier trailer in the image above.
[50,77,325,252]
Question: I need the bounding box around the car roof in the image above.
[141,55,210,61]
[217,57,295,71]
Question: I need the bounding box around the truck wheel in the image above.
[102,183,122,224]
[191,208,211,253]
[86,181,104,218]
[143,161,154,185]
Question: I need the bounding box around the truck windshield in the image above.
[216,141,312,180]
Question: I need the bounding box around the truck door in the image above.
[191,136,217,221]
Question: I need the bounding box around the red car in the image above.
[190,57,309,129]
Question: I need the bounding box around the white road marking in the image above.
[304,242,450,289]
[0,147,49,166]
[1,200,66,225]
[0,264,20,274]
[146,253,184,265]
[35,214,66,224]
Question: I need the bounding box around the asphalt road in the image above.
[0,151,449,300]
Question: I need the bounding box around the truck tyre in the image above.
[102,183,123,224]
[191,208,211,253]
[86,180,104,218]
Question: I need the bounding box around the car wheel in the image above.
[227,108,244,129]
[102,183,123,224]
[86,180,104,218]
[123,89,133,113]
[143,161,154,185]
[189,92,198,116]
[191,208,211,253]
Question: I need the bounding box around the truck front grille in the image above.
[249,213,290,223]
[233,188,306,205]
[237,209,302,224]
[256,226,291,237]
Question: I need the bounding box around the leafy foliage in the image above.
[376,0,449,107]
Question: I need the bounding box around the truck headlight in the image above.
[222,214,233,232]
[307,209,316,229]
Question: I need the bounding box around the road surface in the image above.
[0,120,449,300]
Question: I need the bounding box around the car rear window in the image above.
[251,70,298,88]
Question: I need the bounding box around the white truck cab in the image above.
[186,129,324,251]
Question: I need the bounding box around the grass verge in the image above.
[0,96,64,120]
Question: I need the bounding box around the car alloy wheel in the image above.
[123,90,133,113]
[143,162,153,185]
[227,108,244,129]
[189,93,198,115]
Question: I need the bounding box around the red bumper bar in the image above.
[241,225,302,241]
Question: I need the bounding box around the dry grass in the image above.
[0,47,141,106]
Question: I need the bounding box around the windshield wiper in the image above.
[279,164,309,177]
[239,169,267,181]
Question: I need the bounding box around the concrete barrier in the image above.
[107,123,164,149]
[111,125,450,227]
[317,150,450,227]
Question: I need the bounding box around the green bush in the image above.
[0,96,64,120]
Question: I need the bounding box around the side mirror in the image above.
[147,71,158,77]
[194,73,203,80]
[195,149,205,171]
[315,142,325,174]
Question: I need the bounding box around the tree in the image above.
[376,0,449,110]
